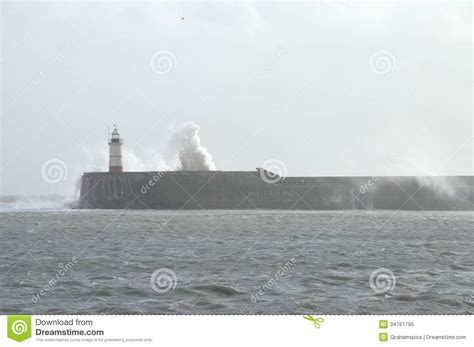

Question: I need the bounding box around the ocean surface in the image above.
[0,207,472,315]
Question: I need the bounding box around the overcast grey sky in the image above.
[1,1,472,196]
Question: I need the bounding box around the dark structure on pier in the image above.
[78,169,473,210]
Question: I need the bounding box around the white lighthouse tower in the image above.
[108,125,123,173]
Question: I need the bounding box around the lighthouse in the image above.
[108,125,123,172]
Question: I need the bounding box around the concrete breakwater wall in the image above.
[78,171,474,210]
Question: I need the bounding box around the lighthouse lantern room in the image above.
[108,125,123,173]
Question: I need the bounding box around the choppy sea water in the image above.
[0,209,472,314]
